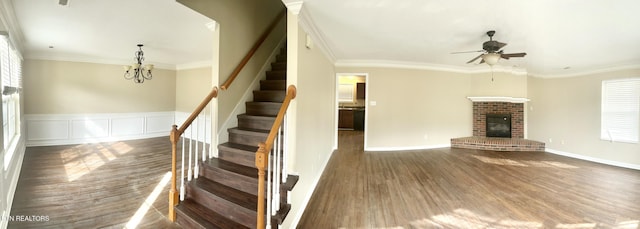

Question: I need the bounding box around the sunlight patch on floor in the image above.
[124,171,172,229]
[409,208,543,229]
[61,142,133,181]
[472,155,579,169]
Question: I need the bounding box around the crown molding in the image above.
[26,54,176,70]
[298,5,336,63]
[176,60,212,70]
[282,0,303,15]
[528,64,640,78]
[335,59,529,76]
[0,0,26,56]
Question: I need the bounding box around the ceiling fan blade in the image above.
[497,42,507,49]
[451,50,484,54]
[466,54,484,64]
[479,59,485,64]
[500,52,527,59]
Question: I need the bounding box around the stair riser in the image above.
[229,131,268,147]
[238,116,276,131]
[200,163,259,195]
[253,91,286,103]
[186,185,257,228]
[246,102,281,116]
[260,80,286,90]
[271,62,286,71]
[218,148,256,168]
[276,54,287,62]
[266,71,286,80]
[175,212,208,229]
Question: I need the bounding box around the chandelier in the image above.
[123,44,154,83]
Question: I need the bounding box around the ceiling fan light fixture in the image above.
[482,53,501,66]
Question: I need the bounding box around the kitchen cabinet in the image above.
[338,109,354,129]
[356,83,366,99]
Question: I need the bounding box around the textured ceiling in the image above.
[9,0,640,76]
[303,0,640,76]
[11,0,214,69]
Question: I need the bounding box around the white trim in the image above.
[335,59,528,75]
[288,148,335,228]
[1,139,25,229]
[365,144,451,152]
[25,112,174,146]
[546,148,640,171]
[282,0,304,15]
[25,55,176,70]
[0,0,25,54]
[467,96,530,103]
[298,6,336,63]
[529,64,640,79]
[176,60,212,70]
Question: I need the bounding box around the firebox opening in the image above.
[486,113,511,138]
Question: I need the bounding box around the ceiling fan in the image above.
[452,30,526,66]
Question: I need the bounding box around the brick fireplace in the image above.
[473,102,524,138]
[451,97,545,152]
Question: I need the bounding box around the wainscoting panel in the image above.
[25,112,175,146]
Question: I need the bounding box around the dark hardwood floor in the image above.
[297,131,640,228]
[9,137,181,229]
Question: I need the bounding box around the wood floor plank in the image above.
[297,131,640,229]
[9,137,181,229]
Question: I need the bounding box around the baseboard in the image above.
[546,148,640,171]
[288,148,336,228]
[365,144,451,152]
[25,112,174,146]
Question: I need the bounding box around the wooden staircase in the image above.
[174,47,298,229]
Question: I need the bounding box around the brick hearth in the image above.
[451,98,545,152]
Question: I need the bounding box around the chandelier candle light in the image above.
[123,44,153,83]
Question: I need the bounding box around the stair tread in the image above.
[219,142,259,152]
[238,113,277,120]
[176,199,249,229]
[205,157,259,179]
[229,127,270,135]
[193,177,258,211]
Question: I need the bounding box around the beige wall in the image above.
[175,67,212,112]
[333,68,528,150]
[177,0,285,128]
[282,18,337,228]
[528,69,640,166]
[24,59,176,114]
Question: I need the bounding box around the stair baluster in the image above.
[256,85,296,229]
[180,136,185,201]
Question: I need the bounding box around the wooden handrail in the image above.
[220,10,285,91]
[168,86,218,221]
[255,85,296,229]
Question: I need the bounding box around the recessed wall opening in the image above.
[486,113,512,138]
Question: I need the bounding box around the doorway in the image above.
[335,73,368,149]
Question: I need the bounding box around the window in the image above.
[601,78,640,143]
[0,34,22,170]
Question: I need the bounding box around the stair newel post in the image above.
[169,125,180,222]
[256,142,269,229]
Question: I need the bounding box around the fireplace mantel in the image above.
[467,97,530,103]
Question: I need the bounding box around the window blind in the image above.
[601,78,640,143]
